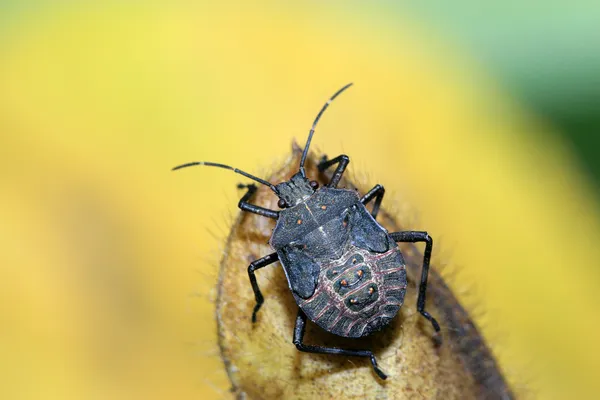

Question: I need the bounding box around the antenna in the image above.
[172,161,277,192]
[299,83,353,176]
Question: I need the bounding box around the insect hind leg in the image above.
[292,309,387,380]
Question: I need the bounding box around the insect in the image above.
[173,83,440,379]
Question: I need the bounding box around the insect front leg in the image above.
[237,183,279,219]
[247,252,279,323]
[390,231,441,334]
[360,184,385,219]
[292,309,388,380]
[317,154,350,188]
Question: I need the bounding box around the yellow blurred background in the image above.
[1,2,599,399]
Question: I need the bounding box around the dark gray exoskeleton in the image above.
[173,84,440,380]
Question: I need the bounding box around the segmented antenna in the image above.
[299,83,353,176]
[172,161,277,192]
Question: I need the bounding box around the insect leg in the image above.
[292,309,388,380]
[360,184,385,219]
[248,252,279,323]
[237,183,279,219]
[317,154,350,188]
[390,231,441,333]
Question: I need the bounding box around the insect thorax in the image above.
[270,187,360,250]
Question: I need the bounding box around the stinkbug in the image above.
[174,83,440,379]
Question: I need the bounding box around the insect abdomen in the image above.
[297,245,407,338]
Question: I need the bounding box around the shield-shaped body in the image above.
[270,187,408,338]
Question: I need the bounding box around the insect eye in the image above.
[309,180,319,189]
[278,199,287,208]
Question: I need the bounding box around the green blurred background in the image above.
[402,2,600,191]
[1,2,599,399]
[373,1,600,192]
